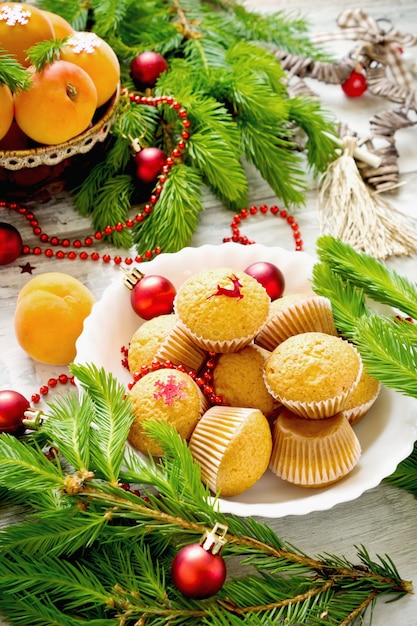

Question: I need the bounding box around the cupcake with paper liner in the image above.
[189,406,272,497]
[173,267,270,353]
[212,345,277,418]
[128,314,207,374]
[128,314,178,374]
[255,293,338,351]
[264,332,363,419]
[341,370,381,426]
[155,319,207,373]
[269,407,361,488]
[128,368,209,457]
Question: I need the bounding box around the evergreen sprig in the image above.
[0,363,412,625]
[0,49,31,92]
[312,235,417,501]
[34,0,337,255]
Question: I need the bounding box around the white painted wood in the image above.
[1,1,417,623]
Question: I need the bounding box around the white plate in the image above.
[75,243,417,518]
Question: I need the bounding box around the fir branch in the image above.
[286,96,338,174]
[89,174,136,248]
[41,392,92,472]
[240,117,306,206]
[36,0,89,29]
[315,235,417,319]
[312,261,369,341]
[70,363,135,483]
[133,163,205,253]
[0,435,65,495]
[0,508,109,557]
[350,315,417,398]
[0,370,412,624]
[25,38,67,72]
[0,48,31,92]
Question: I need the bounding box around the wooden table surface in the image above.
[1,1,417,624]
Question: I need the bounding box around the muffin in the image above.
[174,267,270,353]
[341,370,381,426]
[269,407,361,487]
[264,332,363,418]
[255,293,338,351]
[128,314,178,373]
[128,368,208,456]
[128,315,207,374]
[212,345,277,417]
[155,320,207,373]
[189,406,272,497]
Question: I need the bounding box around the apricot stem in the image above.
[66,82,78,100]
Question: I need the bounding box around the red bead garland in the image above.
[126,354,224,406]
[224,204,303,251]
[0,93,191,266]
[30,374,76,405]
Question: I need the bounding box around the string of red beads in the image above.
[224,204,303,252]
[127,354,224,406]
[30,374,76,405]
[0,94,191,265]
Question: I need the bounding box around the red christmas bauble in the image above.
[131,274,176,320]
[171,543,226,599]
[135,147,167,185]
[0,223,23,265]
[0,390,29,435]
[244,261,285,300]
[130,51,168,87]
[341,71,367,98]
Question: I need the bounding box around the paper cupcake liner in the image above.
[189,406,272,495]
[179,320,262,354]
[255,296,338,351]
[269,414,362,487]
[155,321,207,372]
[264,343,363,419]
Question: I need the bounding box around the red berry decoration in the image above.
[130,51,168,87]
[135,147,167,185]
[341,70,367,98]
[130,274,176,320]
[171,524,228,599]
[244,261,285,300]
[0,223,23,265]
[0,390,29,435]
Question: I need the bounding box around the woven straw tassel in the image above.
[317,136,417,259]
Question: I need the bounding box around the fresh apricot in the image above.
[0,3,54,67]
[60,31,120,106]
[0,84,14,141]
[14,272,95,365]
[40,9,75,39]
[13,59,98,145]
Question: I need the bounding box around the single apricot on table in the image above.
[60,31,120,107]
[0,3,54,67]
[0,84,14,142]
[14,272,95,365]
[13,60,98,145]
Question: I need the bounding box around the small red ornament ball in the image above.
[171,543,227,599]
[0,390,29,435]
[0,223,23,265]
[244,261,285,300]
[130,51,168,87]
[135,147,167,185]
[131,274,176,320]
[341,71,367,98]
